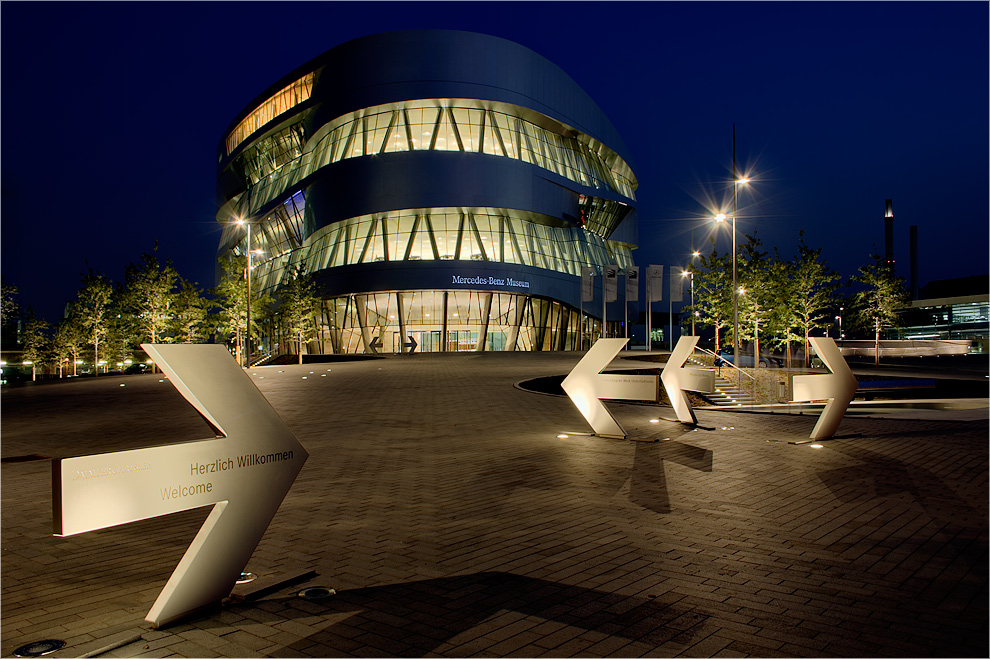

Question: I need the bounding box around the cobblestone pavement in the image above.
[2,352,987,658]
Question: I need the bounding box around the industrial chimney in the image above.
[884,199,895,268]
[910,225,918,299]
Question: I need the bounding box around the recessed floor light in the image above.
[13,640,65,657]
[297,586,336,600]
[236,572,257,584]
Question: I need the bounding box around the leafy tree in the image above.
[1,276,18,325]
[278,265,320,364]
[689,241,734,352]
[104,306,140,371]
[171,276,209,344]
[52,316,87,377]
[122,245,179,345]
[791,235,841,366]
[75,270,114,375]
[21,313,50,381]
[211,255,270,366]
[850,254,910,365]
[763,253,803,368]
[736,233,777,365]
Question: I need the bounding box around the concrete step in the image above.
[682,354,757,407]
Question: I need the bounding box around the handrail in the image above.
[694,346,757,381]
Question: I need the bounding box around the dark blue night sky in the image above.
[2,1,987,323]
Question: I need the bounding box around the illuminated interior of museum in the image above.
[216,30,639,357]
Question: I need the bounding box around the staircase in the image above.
[686,356,758,407]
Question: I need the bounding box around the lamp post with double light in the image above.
[713,184,750,366]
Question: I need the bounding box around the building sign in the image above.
[451,274,530,289]
[52,344,308,628]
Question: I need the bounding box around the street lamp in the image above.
[234,219,263,368]
[713,127,752,368]
[682,269,695,336]
[731,126,751,368]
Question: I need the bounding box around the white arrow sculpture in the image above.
[52,344,308,628]
[561,338,657,438]
[792,337,858,440]
[660,336,715,424]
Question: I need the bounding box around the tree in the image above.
[1,276,18,325]
[52,316,87,377]
[736,233,777,365]
[850,254,910,365]
[105,317,139,370]
[763,253,803,369]
[171,276,209,344]
[278,265,320,364]
[122,245,179,346]
[211,255,270,366]
[689,241,734,352]
[21,313,50,381]
[75,270,114,375]
[790,236,841,366]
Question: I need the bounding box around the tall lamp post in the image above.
[713,127,750,367]
[235,219,263,368]
[682,269,695,336]
[689,249,699,337]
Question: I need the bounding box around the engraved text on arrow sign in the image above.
[561,338,657,437]
[52,344,309,628]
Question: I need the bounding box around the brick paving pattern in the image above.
[2,352,986,657]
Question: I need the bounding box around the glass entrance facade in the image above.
[216,30,637,356]
[314,291,603,355]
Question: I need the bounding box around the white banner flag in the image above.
[604,265,618,302]
[647,265,663,301]
[581,266,595,302]
[625,266,639,302]
[670,274,684,303]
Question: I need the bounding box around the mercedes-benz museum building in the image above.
[216,30,638,355]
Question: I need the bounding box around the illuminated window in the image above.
[230,99,637,236]
[226,72,315,155]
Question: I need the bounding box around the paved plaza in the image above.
[2,352,987,658]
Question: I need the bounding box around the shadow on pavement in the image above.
[244,571,708,656]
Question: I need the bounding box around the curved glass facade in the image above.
[221,97,636,232]
[216,31,639,357]
[225,72,315,155]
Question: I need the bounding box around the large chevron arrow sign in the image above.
[660,336,715,424]
[561,338,657,438]
[52,344,308,628]
[792,337,858,440]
